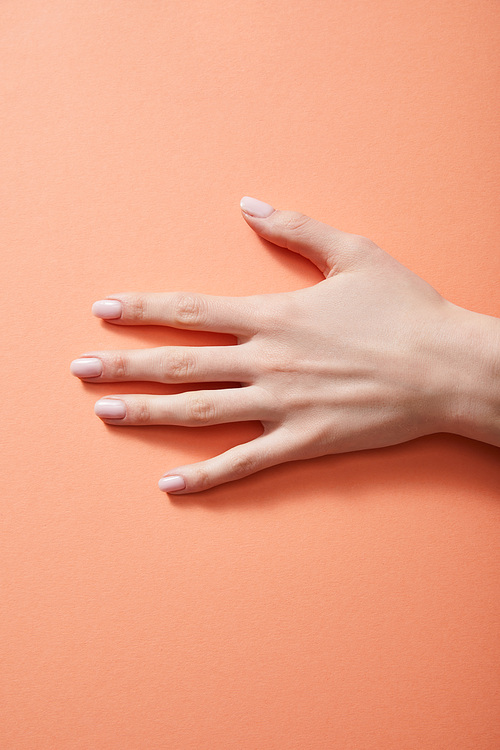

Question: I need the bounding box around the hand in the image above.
[70,196,500,494]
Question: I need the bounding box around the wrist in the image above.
[435,302,500,446]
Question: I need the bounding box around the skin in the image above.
[70,200,500,494]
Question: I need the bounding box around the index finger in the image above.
[91,292,263,336]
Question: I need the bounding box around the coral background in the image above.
[1,1,499,748]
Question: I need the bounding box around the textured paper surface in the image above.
[1,1,499,748]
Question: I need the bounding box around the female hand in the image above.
[70,196,500,494]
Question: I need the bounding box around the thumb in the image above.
[158,428,296,494]
[240,196,366,277]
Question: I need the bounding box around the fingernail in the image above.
[158,475,186,493]
[240,196,275,218]
[92,299,122,319]
[94,398,126,419]
[70,357,103,377]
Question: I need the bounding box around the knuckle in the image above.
[349,234,379,255]
[163,350,196,381]
[358,234,377,249]
[280,212,313,234]
[127,294,148,321]
[109,352,129,378]
[325,234,380,275]
[259,343,297,374]
[192,467,212,490]
[263,354,296,375]
[173,293,207,327]
[186,395,216,424]
[229,452,258,478]
[129,398,151,424]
